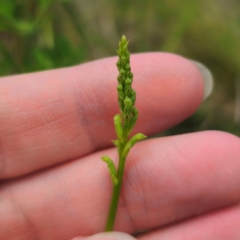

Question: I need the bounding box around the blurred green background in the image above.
[0,0,240,136]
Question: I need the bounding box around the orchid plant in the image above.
[101,36,146,231]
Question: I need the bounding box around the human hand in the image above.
[0,53,239,240]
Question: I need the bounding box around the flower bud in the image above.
[125,78,132,86]
[118,90,124,101]
[132,107,138,116]
[120,69,125,76]
[101,155,118,185]
[128,115,138,134]
[123,97,133,116]
[124,78,132,95]
[122,133,147,158]
[131,90,136,105]
[126,63,131,70]
[117,84,123,91]
[116,60,121,69]
[112,140,119,147]
[121,55,127,64]
[117,75,122,82]
[114,114,124,143]
[124,97,132,107]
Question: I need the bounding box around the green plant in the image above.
[101,36,146,231]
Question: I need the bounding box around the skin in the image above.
[0,53,240,240]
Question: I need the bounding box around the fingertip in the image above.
[71,232,136,240]
[189,60,213,100]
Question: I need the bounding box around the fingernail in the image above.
[190,60,214,100]
[72,232,137,240]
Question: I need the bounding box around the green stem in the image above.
[105,144,127,231]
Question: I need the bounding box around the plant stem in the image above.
[105,153,126,231]
[105,132,128,231]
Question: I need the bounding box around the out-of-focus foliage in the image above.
[0,0,240,135]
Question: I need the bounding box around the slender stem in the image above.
[105,140,127,231]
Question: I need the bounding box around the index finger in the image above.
[0,53,204,179]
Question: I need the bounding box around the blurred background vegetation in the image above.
[0,0,240,136]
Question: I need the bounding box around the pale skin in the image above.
[0,53,240,240]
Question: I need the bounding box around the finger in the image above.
[1,131,240,240]
[0,53,204,179]
[72,232,137,240]
[137,205,240,240]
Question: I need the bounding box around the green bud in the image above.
[101,156,118,185]
[116,60,121,69]
[114,114,124,143]
[123,97,132,116]
[135,133,146,140]
[128,115,138,134]
[101,155,114,164]
[112,139,120,155]
[124,106,132,117]
[131,89,136,97]
[121,55,126,63]
[117,75,122,82]
[122,133,147,158]
[132,107,138,116]
[122,44,127,52]
[124,97,132,107]
[124,78,132,95]
[120,36,127,47]
[111,140,119,147]
[117,49,121,56]
[118,91,124,101]
[122,35,127,40]
[131,95,136,106]
[125,78,132,86]
[117,84,123,91]
[120,69,125,76]
[126,63,130,70]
